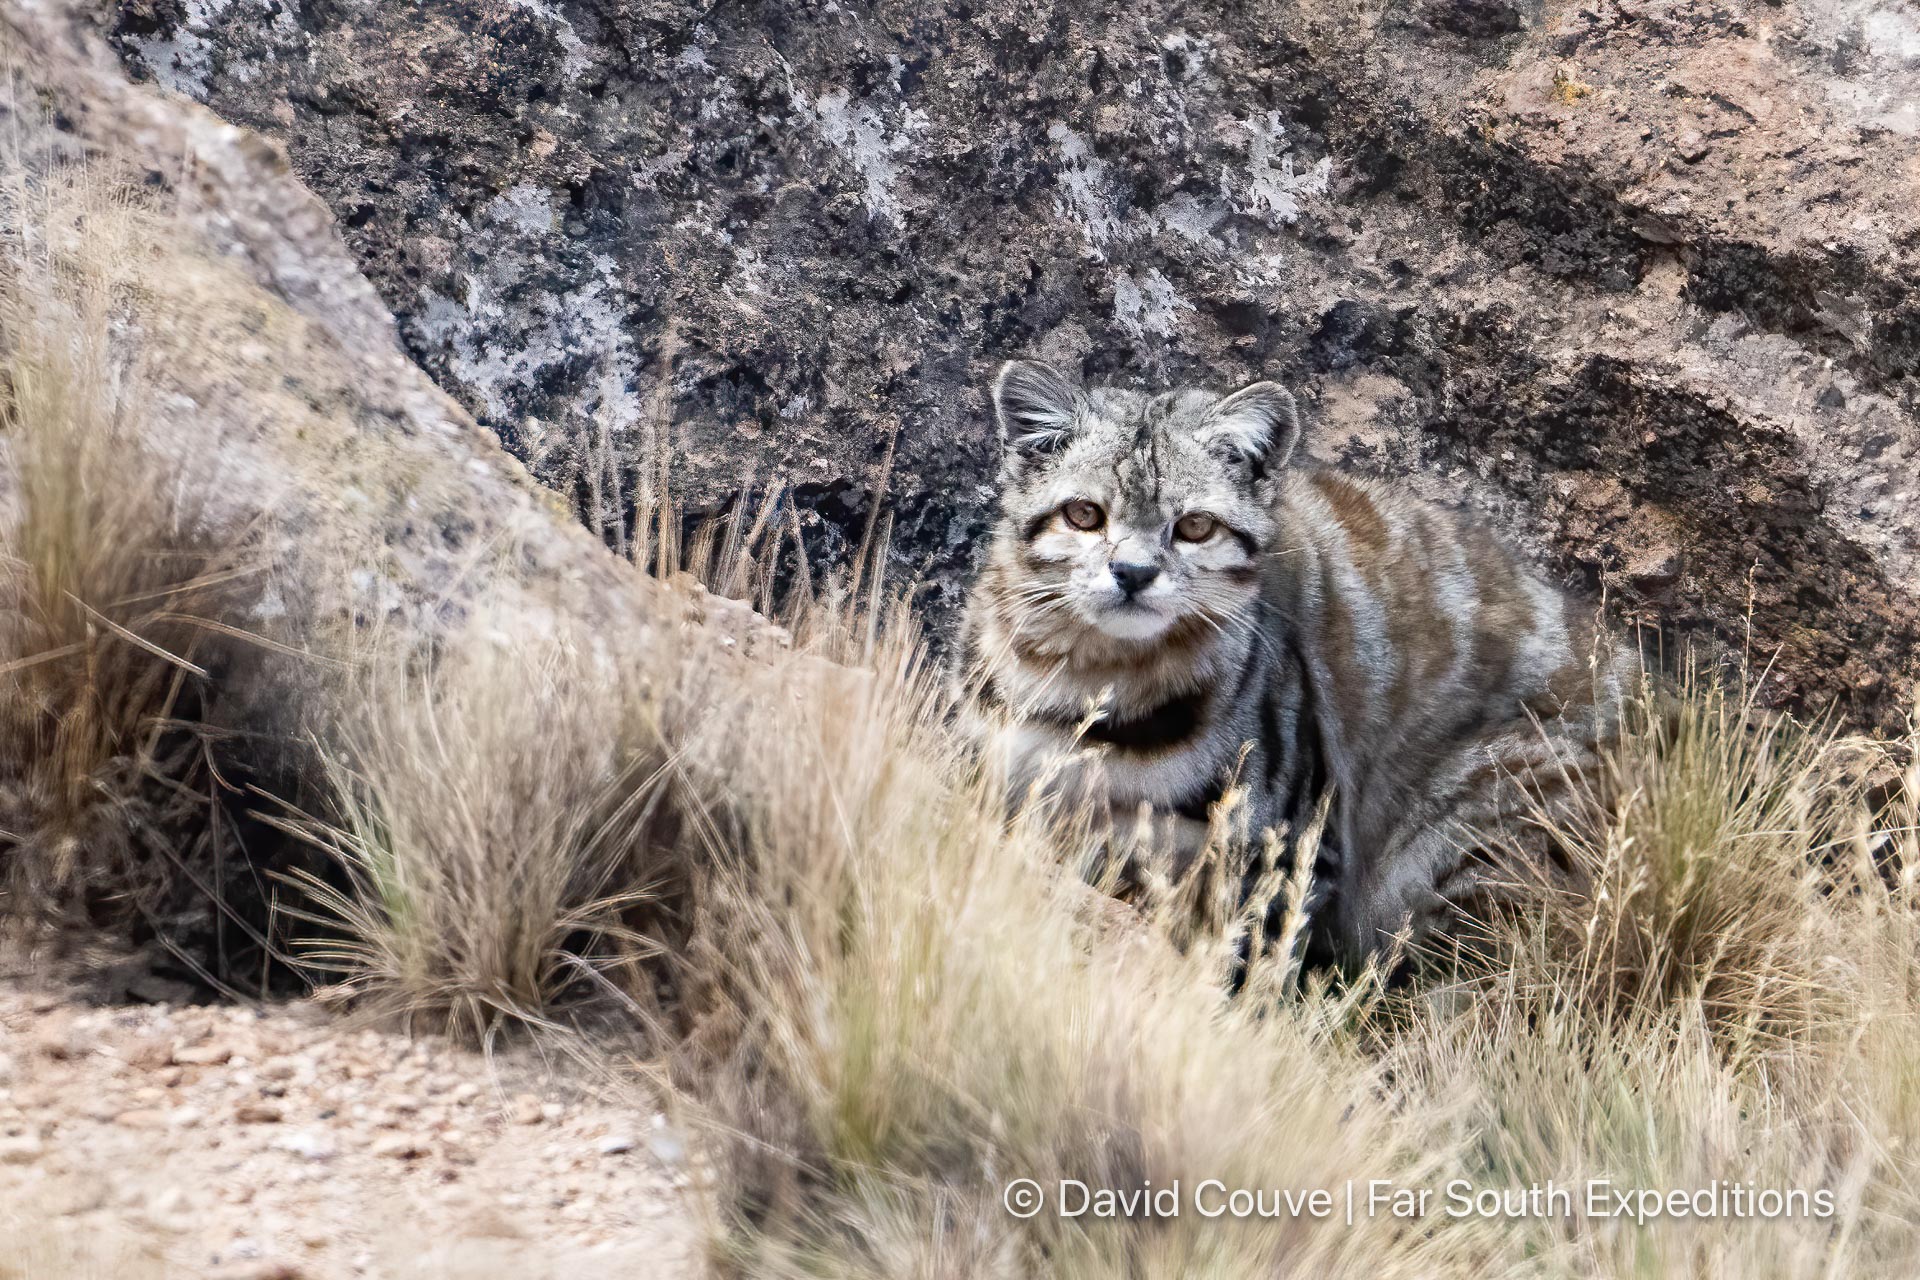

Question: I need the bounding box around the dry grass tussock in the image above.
[6,162,1920,1277]
[264,626,675,1041]
[0,167,268,945]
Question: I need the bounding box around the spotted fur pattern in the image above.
[961,360,1636,967]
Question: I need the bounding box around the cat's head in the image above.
[987,359,1299,646]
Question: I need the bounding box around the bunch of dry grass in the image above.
[1384,676,1920,1275]
[1477,670,1915,1048]
[267,627,675,1040]
[0,170,260,935]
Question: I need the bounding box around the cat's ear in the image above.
[992,360,1085,463]
[1202,381,1301,474]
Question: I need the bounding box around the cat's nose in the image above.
[1110,560,1160,597]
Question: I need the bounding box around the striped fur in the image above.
[961,361,1636,968]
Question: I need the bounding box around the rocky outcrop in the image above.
[96,0,1920,729]
[3,0,783,681]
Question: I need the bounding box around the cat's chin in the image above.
[1089,603,1176,643]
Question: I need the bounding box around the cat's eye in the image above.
[1062,500,1105,531]
[1174,512,1218,542]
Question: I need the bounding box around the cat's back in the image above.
[1263,467,1616,784]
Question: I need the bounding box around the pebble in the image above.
[0,1131,44,1164]
[174,1041,235,1067]
[237,1102,285,1124]
[598,1132,638,1155]
[371,1132,429,1159]
[126,1041,174,1071]
[34,1019,94,1061]
[276,1130,337,1161]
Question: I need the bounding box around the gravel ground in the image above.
[0,957,701,1279]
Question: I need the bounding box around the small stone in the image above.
[1624,543,1682,590]
[33,1016,93,1061]
[506,1093,544,1125]
[1673,129,1710,163]
[125,1040,173,1071]
[372,1132,429,1159]
[597,1132,638,1156]
[168,1105,205,1129]
[114,1108,167,1129]
[276,1130,337,1161]
[0,1132,44,1164]
[173,1041,234,1067]
[236,1102,284,1124]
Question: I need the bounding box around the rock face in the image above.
[105,0,1920,728]
[5,0,785,689]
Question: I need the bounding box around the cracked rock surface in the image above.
[106,0,1920,728]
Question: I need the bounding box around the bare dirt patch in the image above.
[0,956,701,1279]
